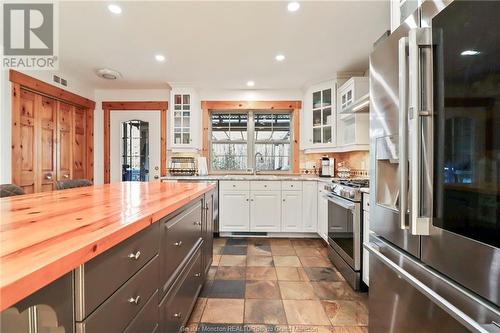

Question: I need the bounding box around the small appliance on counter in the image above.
[168,156,197,176]
[320,156,334,177]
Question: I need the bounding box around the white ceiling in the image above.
[59,1,389,90]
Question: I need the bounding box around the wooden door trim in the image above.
[102,101,168,184]
[201,100,302,174]
[9,70,95,109]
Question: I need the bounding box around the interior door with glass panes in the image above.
[312,86,334,145]
[110,110,161,183]
[172,93,192,145]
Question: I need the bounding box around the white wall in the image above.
[0,69,95,184]
[93,89,170,184]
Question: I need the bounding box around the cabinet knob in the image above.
[63,174,69,178]
[194,221,201,226]
[127,251,141,260]
[174,241,183,246]
[283,199,286,202]
[128,296,140,305]
[45,174,52,180]
[194,272,201,277]
[173,312,182,319]
[250,198,254,202]
[154,175,159,179]
[246,198,249,201]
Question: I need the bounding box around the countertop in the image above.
[161,174,335,183]
[0,181,215,312]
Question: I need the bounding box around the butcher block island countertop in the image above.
[0,181,215,312]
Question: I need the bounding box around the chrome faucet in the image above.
[253,152,264,175]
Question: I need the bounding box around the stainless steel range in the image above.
[324,179,369,291]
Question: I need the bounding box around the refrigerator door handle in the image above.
[365,243,493,333]
[398,36,410,230]
[408,27,433,235]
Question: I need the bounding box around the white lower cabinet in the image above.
[250,191,282,232]
[302,182,318,232]
[219,190,250,232]
[219,180,330,235]
[317,184,328,241]
[282,191,303,232]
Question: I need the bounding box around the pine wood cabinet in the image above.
[11,79,94,193]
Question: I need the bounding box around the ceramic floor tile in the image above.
[271,246,296,256]
[201,299,245,324]
[212,255,221,266]
[288,326,334,333]
[246,267,278,281]
[219,255,247,266]
[245,280,281,299]
[247,244,272,256]
[244,299,287,324]
[279,281,318,300]
[188,297,207,323]
[247,256,274,267]
[299,256,333,268]
[322,300,368,326]
[222,246,248,255]
[291,239,324,247]
[294,247,323,257]
[269,239,292,246]
[215,266,246,280]
[213,246,224,255]
[208,280,246,299]
[330,327,368,333]
[185,323,198,332]
[197,323,246,332]
[273,256,302,267]
[213,238,227,246]
[283,300,331,326]
[304,267,343,282]
[311,282,360,300]
[226,238,248,246]
[318,247,329,257]
[275,267,304,281]
[247,238,271,246]
[245,324,290,332]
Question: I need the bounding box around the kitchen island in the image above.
[0,181,216,333]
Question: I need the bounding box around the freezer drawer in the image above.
[366,236,500,333]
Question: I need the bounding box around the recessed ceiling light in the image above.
[108,4,122,14]
[287,2,300,12]
[275,54,286,62]
[460,50,480,56]
[155,54,166,62]
[246,81,255,87]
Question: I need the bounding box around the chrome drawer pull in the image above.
[193,221,201,226]
[127,251,141,260]
[194,273,201,277]
[174,241,183,246]
[173,312,182,318]
[128,296,140,305]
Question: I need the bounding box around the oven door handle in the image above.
[325,194,356,211]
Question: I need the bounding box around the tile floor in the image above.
[186,237,368,333]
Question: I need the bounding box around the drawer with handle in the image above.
[219,181,250,191]
[161,199,202,295]
[159,245,203,333]
[75,223,159,320]
[76,256,159,333]
[281,181,302,191]
[250,181,280,191]
[123,290,159,333]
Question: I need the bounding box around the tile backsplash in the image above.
[299,151,370,178]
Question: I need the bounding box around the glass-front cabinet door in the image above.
[312,85,334,145]
[172,93,192,145]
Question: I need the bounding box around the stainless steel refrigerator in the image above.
[368,0,500,332]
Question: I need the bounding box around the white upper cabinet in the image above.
[336,77,369,150]
[302,80,336,151]
[170,87,201,151]
[391,0,420,32]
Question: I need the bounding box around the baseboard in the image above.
[219,232,320,238]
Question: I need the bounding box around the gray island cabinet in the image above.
[0,188,215,333]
